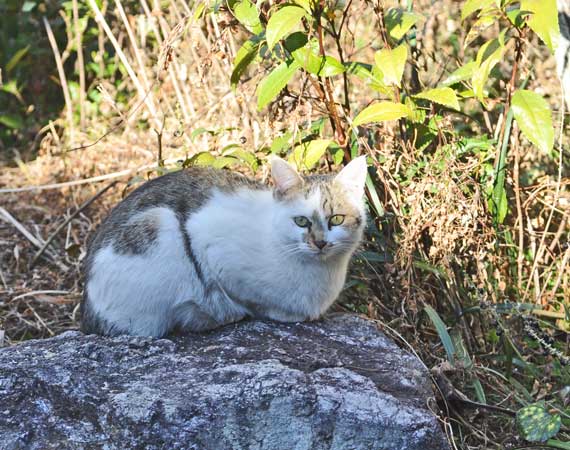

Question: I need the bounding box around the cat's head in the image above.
[270,156,367,260]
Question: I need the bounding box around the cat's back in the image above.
[86,166,264,257]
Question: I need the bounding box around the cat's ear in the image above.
[271,157,303,196]
[334,156,368,197]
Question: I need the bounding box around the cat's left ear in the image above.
[271,156,304,197]
[334,156,368,197]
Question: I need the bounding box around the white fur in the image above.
[87,157,368,336]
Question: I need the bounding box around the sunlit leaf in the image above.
[353,102,410,126]
[464,14,499,48]
[233,0,263,34]
[374,44,407,87]
[289,139,333,169]
[440,61,476,87]
[517,403,561,442]
[511,89,554,153]
[223,146,258,170]
[256,60,300,109]
[384,8,422,40]
[292,0,312,14]
[461,0,495,20]
[191,152,216,166]
[291,42,345,77]
[266,6,307,50]
[521,0,559,52]
[414,87,460,110]
[193,2,206,20]
[472,35,505,101]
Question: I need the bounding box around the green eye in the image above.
[294,216,311,228]
[329,214,345,226]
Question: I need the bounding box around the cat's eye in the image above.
[329,214,345,227]
[293,216,311,228]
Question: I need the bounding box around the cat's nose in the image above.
[314,240,327,249]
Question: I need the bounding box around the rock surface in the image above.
[0,314,448,450]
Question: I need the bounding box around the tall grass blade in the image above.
[424,305,455,364]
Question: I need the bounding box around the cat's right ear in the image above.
[271,157,303,197]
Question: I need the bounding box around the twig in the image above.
[30,181,118,268]
[11,290,71,301]
[0,169,131,193]
[154,116,166,167]
[0,155,186,194]
[0,207,43,248]
[0,208,68,271]
[72,0,86,129]
[86,0,160,128]
[43,17,74,141]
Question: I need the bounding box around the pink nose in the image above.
[314,240,327,249]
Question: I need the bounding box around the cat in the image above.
[80,156,368,337]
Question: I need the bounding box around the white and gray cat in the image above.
[81,156,368,337]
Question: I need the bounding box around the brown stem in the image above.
[315,2,348,152]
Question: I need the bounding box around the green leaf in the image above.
[0,114,24,129]
[231,38,260,88]
[193,2,206,20]
[506,8,532,28]
[292,0,312,14]
[223,147,258,170]
[521,0,560,52]
[212,156,241,169]
[414,87,460,110]
[233,0,263,34]
[0,80,24,103]
[490,182,508,223]
[365,174,384,216]
[190,152,216,166]
[512,90,554,153]
[291,42,345,77]
[472,36,505,101]
[270,132,292,154]
[461,0,495,20]
[330,146,344,165]
[256,60,300,110]
[353,102,410,126]
[440,61,476,87]
[424,305,455,364]
[21,1,36,12]
[289,139,333,169]
[384,8,422,40]
[517,403,561,442]
[6,45,30,73]
[374,44,407,87]
[464,13,499,48]
[266,6,307,51]
[546,440,570,450]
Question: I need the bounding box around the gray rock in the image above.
[0,314,449,450]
